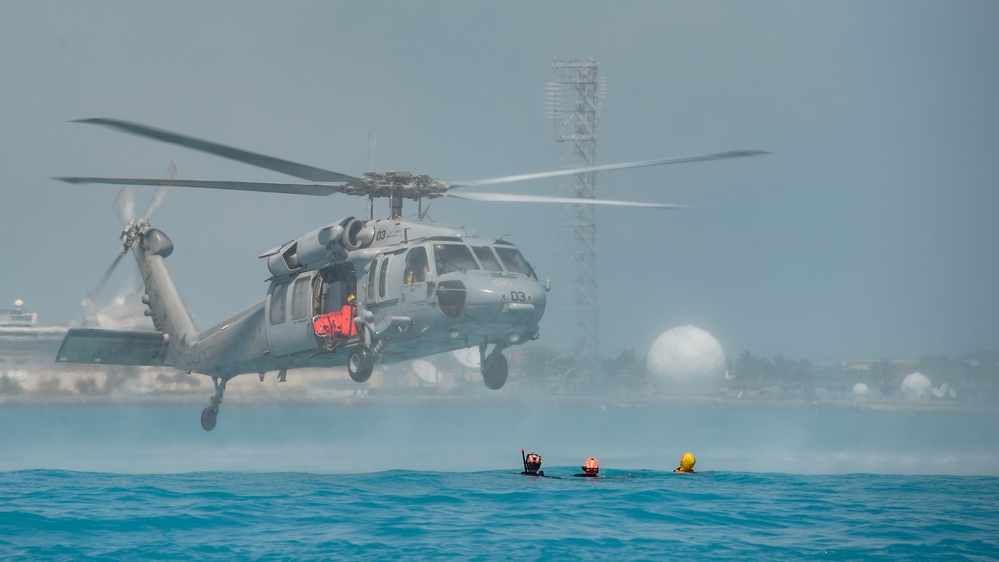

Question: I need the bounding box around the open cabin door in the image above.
[315,263,357,314]
[265,265,358,357]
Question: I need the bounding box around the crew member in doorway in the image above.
[336,294,358,337]
[673,452,696,473]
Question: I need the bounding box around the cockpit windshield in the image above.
[495,246,536,279]
[433,244,480,275]
[432,242,536,279]
[471,246,503,272]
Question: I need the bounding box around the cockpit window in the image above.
[472,246,503,272]
[433,244,480,275]
[404,247,430,284]
[495,247,535,279]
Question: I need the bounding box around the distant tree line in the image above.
[512,345,999,403]
[727,350,997,402]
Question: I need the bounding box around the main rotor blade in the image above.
[445,191,684,208]
[141,185,170,222]
[140,161,177,221]
[56,177,346,197]
[74,118,368,187]
[112,186,134,225]
[450,150,768,188]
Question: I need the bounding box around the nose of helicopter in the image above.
[459,274,546,327]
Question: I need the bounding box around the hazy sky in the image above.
[2,1,996,362]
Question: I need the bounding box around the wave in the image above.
[1,469,997,560]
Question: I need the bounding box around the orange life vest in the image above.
[313,305,357,338]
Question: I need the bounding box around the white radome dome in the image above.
[853,383,869,396]
[646,326,726,395]
[452,347,480,369]
[901,372,932,400]
[411,359,440,385]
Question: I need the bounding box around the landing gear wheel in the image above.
[348,346,374,383]
[201,405,218,432]
[200,376,228,432]
[482,352,508,390]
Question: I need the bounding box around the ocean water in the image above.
[2,402,998,559]
[2,469,997,560]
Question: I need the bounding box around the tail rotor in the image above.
[81,163,174,314]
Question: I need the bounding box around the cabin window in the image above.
[269,282,288,324]
[433,244,480,275]
[366,260,377,300]
[291,276,310,320]
[378,256,390,298]
[495,247,536,279]
[472,246,502,272]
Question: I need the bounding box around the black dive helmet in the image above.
[521,448,543,474]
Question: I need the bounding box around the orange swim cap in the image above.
[583,457,599,476]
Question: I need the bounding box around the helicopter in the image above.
[55,118,765,431]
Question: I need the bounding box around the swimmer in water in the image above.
[574,457,600,477]
[520,448,545,476]
[673,451,696,473]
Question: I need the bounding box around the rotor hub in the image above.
[352,171,447,200]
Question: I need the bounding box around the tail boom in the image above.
[133,228,199,365]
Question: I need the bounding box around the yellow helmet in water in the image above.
[679,452,696,472]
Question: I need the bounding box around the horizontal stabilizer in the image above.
[56,328,170,366]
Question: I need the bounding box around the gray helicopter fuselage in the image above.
[174,218,546,377]
[53,117,764,430]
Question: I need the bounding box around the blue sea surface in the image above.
[2,469,997,560]
[2,403,998,559]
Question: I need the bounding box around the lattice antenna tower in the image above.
[544,58,605,391]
